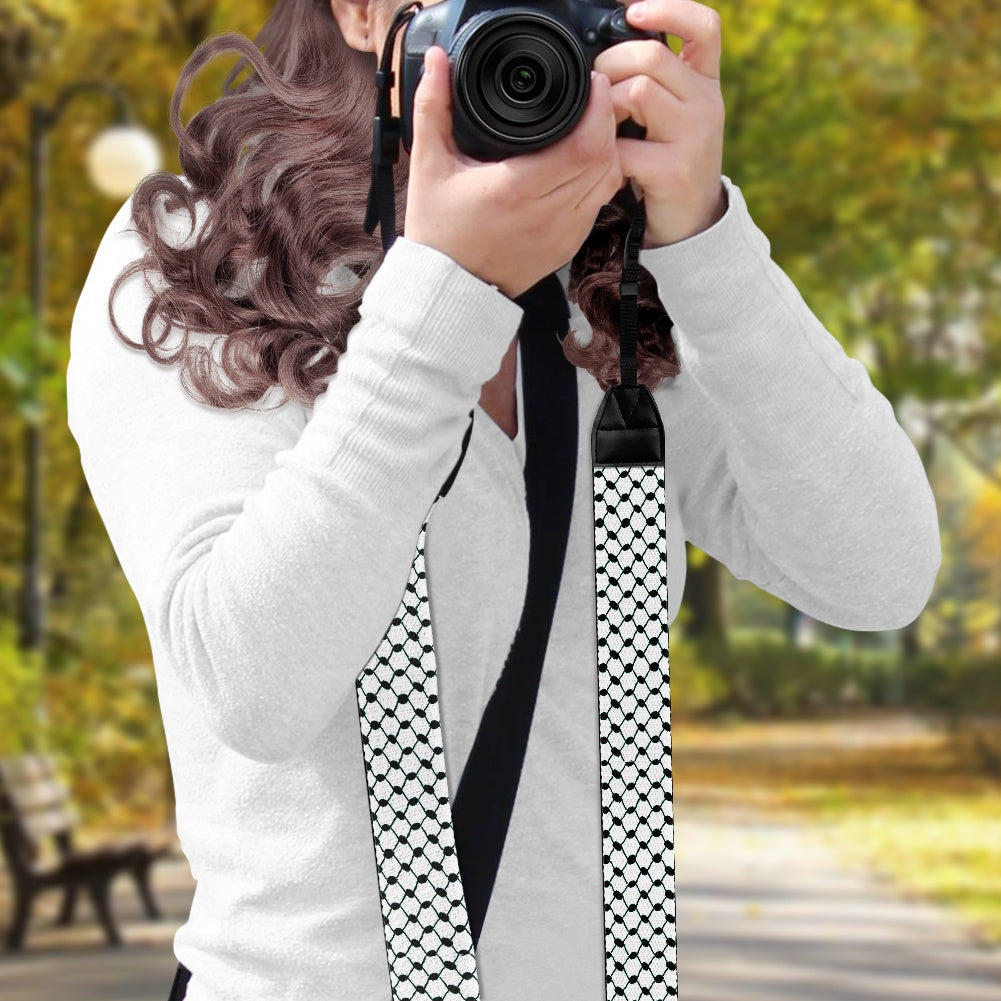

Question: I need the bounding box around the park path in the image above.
[2,806,1001,1000]
[675,805,1001,1000]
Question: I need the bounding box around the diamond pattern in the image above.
[593,463,677,1000]
[355,514,480,1000]
[355,461,676,1001]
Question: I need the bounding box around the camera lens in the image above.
[503,58,541,99]
[453,11,588,149]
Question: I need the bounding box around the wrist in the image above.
[642,179,729,249]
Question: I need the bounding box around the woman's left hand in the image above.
[592,0,728,248]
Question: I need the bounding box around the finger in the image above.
[411,45,460,166]
[608,73,685,144]
[623,0,722,80]
[592,37,697,102]
[614,136,680,203]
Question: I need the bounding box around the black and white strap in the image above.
[353,406,677,1001]
[359,187,677,1001]
[355,501,480,1000]
[354,268,580,1000]
[357,7,677,990]
[590,190,678,1000]
[592,394,677,1001]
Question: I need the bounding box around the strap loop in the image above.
[364,1,423,254]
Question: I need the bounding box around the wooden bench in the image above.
[0,752,174,950]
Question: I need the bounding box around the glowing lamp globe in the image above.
[86,125,162,199]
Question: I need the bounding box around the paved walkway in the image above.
[2,808,1001,1000]
[675,806,1001,1000]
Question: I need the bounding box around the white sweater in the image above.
[66,173,941,1001]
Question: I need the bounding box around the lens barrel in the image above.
[453,11,589,148]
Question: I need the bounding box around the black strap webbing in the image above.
[450,269,576,947]
[167,961,191,1001]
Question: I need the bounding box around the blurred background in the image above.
[1,0,999,998]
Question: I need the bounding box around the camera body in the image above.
[397,1,666,162]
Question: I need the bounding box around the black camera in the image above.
[397,1,667,162]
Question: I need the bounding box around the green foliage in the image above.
[674,635,897,717]
[674,635,1001,726]
[0,625,47,755]
[0,287,63,424]
[44,653,167,829]
[666,637,730,717]
[905,651,1001,719]
[904,651,1001,773]
[716,0,1001,423]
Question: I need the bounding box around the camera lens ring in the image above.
[453,10,589,148]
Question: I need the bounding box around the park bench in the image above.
[0,751,174,950]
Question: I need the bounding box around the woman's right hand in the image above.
[404,44,625,300]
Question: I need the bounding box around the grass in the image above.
[672,711,1001,948]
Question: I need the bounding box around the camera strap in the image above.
[364,2,422,256]
[590,184,678,1001]
[356,10,679,999]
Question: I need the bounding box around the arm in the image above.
[67,195,523,763]
[643,174,941,631]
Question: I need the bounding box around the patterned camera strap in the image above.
[355,192,678,1001]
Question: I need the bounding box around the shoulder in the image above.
[69,174,205,380]
[68,174,294,425]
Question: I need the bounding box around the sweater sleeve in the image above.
[641,174,941,631]
[66,194,524,764]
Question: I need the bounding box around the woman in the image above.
[65,0,941,999]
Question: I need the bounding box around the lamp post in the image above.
[19,82,161,663]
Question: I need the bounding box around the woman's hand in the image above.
[405,45,624,299]
[593,0,728,248]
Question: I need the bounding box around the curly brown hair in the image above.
[108,0,680,411]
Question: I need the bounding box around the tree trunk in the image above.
[683,545,729,648]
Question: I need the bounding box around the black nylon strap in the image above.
[364,2,422,255]
[592,183,662,466]
[450,268,575,947]
[616,183,646,389]
[167,961,191,1000]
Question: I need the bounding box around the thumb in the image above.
[411,45,458,162]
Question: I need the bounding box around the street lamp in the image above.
[20,81,161,661]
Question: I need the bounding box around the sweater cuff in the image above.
[359,235,525,394]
